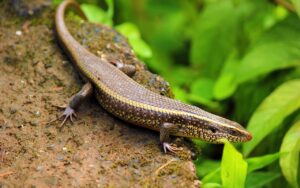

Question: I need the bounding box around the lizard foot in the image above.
[60,106,77,127]
[162,142,183,154]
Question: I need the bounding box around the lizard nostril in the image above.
[246,133,252,141]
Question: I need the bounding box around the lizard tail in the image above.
[56,0,87,21]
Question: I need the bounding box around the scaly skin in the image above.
[55,0,252,150]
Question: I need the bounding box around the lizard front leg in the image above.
[160,122,183,153]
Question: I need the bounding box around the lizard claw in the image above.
[60,106,77,127]
[162,142,183,154]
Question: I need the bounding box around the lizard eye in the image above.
[229,129,240,136]
[209,127,218,133]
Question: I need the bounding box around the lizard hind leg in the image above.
[108,58,136,77]
[115,63,136,77]
[100,54,136,76]
[60,82,93,127]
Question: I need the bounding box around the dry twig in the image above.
[154,159,177,176]
[0,171,15,178]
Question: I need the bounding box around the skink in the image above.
[55,0,252,153]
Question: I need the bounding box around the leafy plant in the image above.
[244,79,300,156]
[280,120,300,188]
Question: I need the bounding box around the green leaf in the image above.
[213,53,239,100]
[172,86,189,104]
[246,153,280,173]
[187,94,221,111]
[81,4,108,25]
[291,0,300,18]
[233,81,275,126]
[203,183,222,188]
[115,22,152,59]
[221,142,248,188]
[194,158,220,178]
[129,38,152,59]
[214,73,236,100]
[189,78,221,109]
[215,15,300,99]
[241,0,279,43]
[146,11,187,54]
[53,0,63,6]
[243,79,300,156]
[164,66,200,86]
[280,120,300,188]
[202,168,221,184]
[236,43,300,85]
[190,1,239,78]
[245,172,281,188]
[115,22,140,39]
[191,78,215,100]
[105,0,114,22]
[81,0,114,26]
[236,15,300,84]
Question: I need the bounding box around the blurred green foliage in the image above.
[55,0,300,187]
[81,0,113,26]
[115,22,152,58]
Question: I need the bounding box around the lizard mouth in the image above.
[238,129,252,142]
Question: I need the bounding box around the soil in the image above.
[0,1,200,187]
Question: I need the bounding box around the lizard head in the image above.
[177,114,252,143]
[203,119,253,143]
